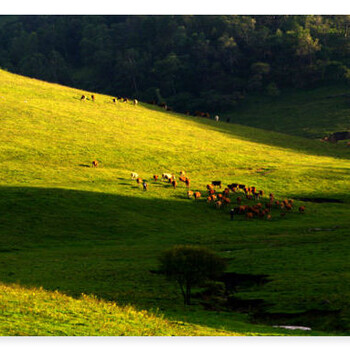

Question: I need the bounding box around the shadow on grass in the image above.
[0,185,348,335]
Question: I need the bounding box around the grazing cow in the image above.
[143,181,148,191]
[133,99,138,105]
[185,178,190,188]
[171,180,177,189]
[215,115,219,122]
[223,197,231,205]
[187,191,194,198]
[179,170,186,176]
[212,181,222,188]
[122,98,128,103]
[91,95,95,101]
[299,206,306,213]
[80,95,86,100]
[162,173,173,181]
[228,184,238,192]
[179,176,187,183]
[153,175,159,181]
[216,201,222,209]
[246,212,254,219]
[131,172,139,179]
[92,160,98,167]
[136,177,143,184]
[207,184,214,191]
[194,192,201,200]
[321,131,350,143]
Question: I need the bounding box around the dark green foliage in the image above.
[158,245,227,305]
[1,15,350,113]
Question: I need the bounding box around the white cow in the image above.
[131,172,138,179]
[215,115,219,122]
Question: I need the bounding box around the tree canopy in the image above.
[1,15,349,113]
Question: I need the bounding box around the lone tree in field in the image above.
[158,245,227,305]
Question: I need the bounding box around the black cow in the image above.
[322,131,350,143]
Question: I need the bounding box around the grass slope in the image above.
[226,85,350,139]
[0,69,349,335]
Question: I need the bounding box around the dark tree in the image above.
[158,245,227,305]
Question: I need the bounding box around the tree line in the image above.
[1,15,350,113]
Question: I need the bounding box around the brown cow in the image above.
[80,95,86,100]
[246,212,254,219]
[194,192,201,200]
[92,160,98,167]
[187,191,194,198]
[179,176,187,183]
[185,178,190,188]
[153,175,159,181]
[136,177,143,185]
[171,180,177,189]
[91,95,95,101]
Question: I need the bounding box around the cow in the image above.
[171,180,177,189]
[185,178,190,188]
[136,177,143,185]
[112,98,116,103]
[153,175,159,181]
[133,99,138,105]
[91,95,95,101]
[207,184,214,191]
[162,173,173,181]
[179,176,187,183]
[212,181,222,188]
[187,191,194,198]
[131,172,139,179]
[80,95,86,100]
[143,181,148,191]
[92,160,98,167]
[215,115,219,122]
[321,131,350,143]
[194,192,201,200]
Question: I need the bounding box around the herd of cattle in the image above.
[80,94,138,106]
[128,169,306,220]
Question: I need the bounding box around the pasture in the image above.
[0,69,349,335]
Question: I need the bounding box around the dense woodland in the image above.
[1,15,350,113]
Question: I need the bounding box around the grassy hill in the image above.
[0,69,349,336]
[225,85,350,139]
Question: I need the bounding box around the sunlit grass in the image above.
[0,69,349,335]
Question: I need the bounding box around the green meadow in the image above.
[0,69,349,335]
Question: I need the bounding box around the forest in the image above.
[0,15,350,113]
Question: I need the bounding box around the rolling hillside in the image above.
[0,69,349,335]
